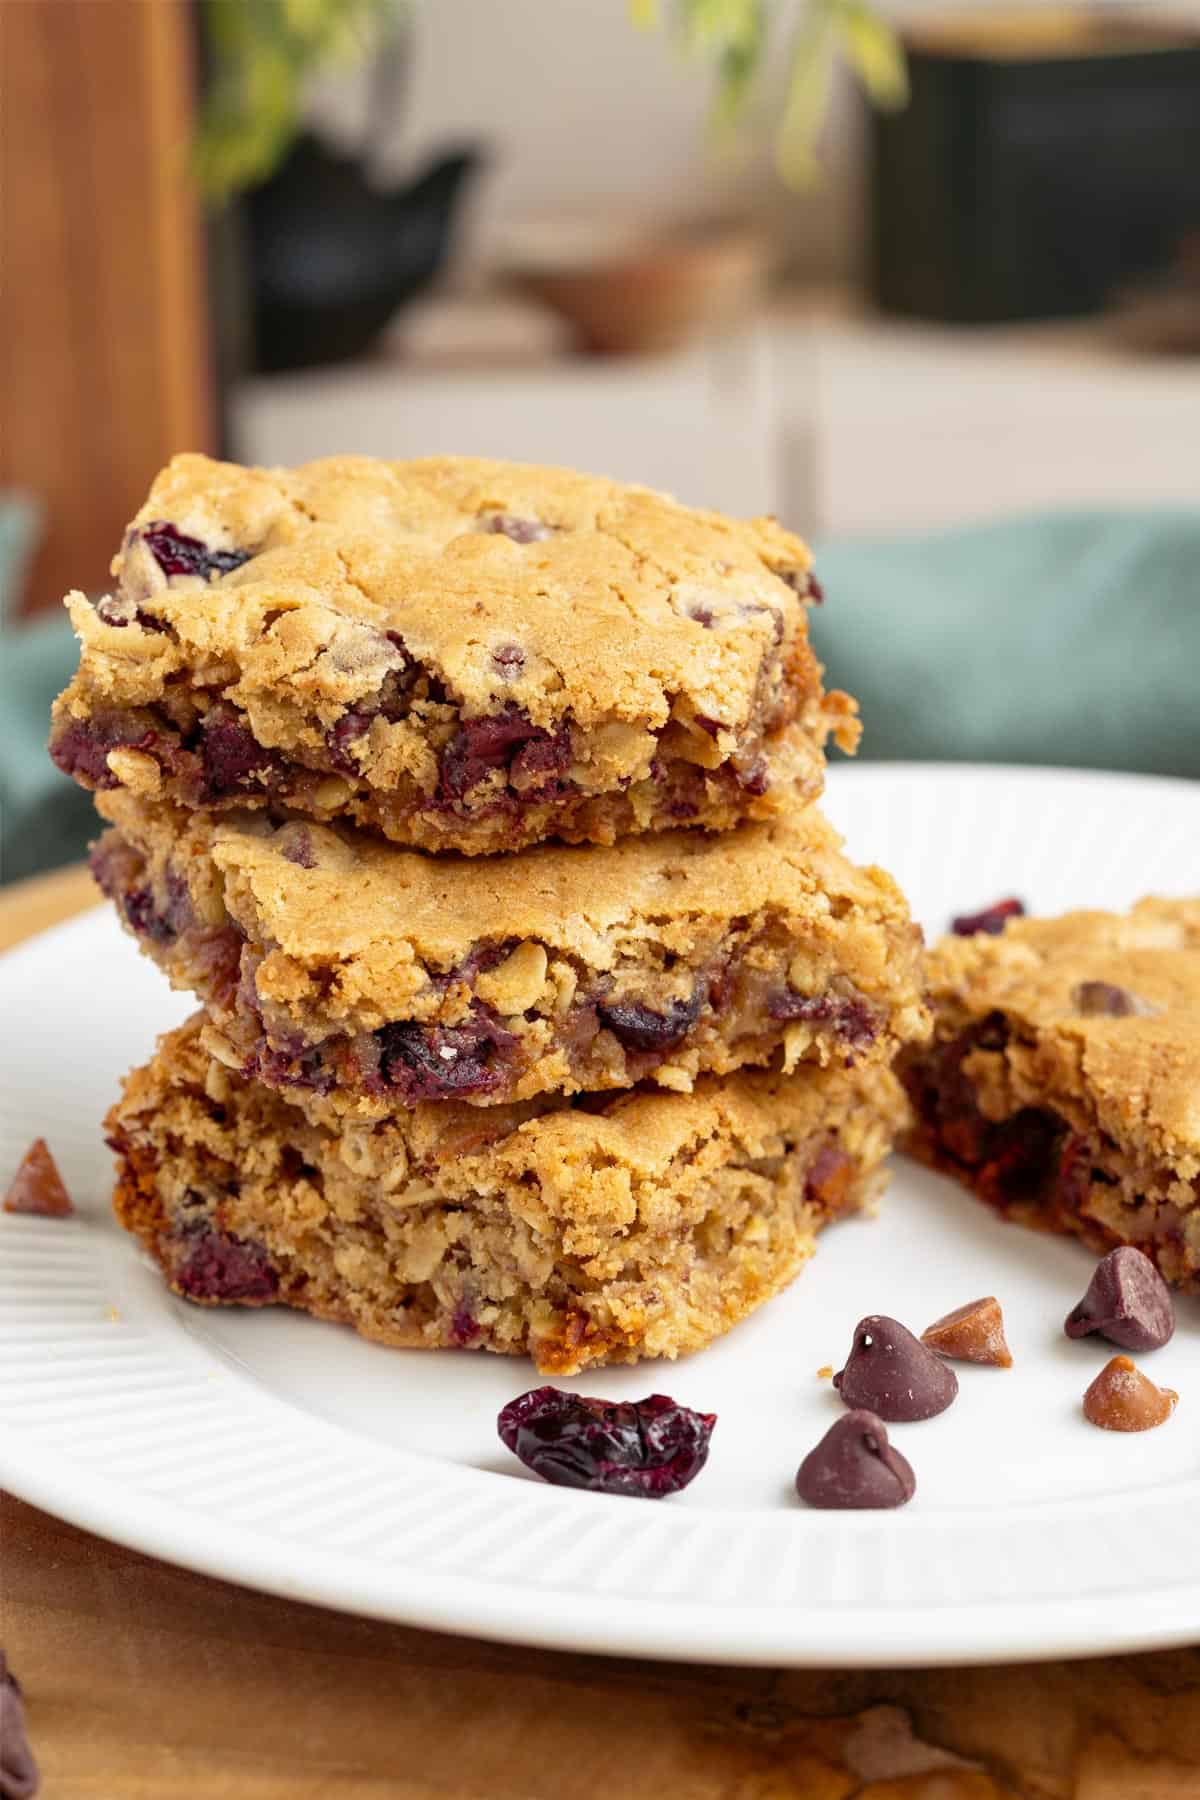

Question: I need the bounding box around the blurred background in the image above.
[3,0,1199,884]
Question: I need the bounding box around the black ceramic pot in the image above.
[246,133,482,372]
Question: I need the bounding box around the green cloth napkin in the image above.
[810,509,1200,780]
[0,494,98,884]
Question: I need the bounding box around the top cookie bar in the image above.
[50,454,857,854]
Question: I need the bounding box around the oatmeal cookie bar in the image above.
[51,454,857,855]
[900,898,1200,1287]
[108,1016,907,1375]
[92,790,928,1114]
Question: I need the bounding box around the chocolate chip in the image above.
[1072,980,1156,1018]
[3,1139,74,1217]
[921,1296,1012,1367]
[951,897,1025,937]
[492,643,526,678]
[1064,1246,1175,1351]
[803,1144,855,1213]
[482,513,554,544]
[775,566,823,604]
[50,714,159,790]
[833,1315,958,1421]
[1082,1355,1177,1432]
[0,1651,38,1800]
[795,1409,915,1509]
[279,826,316,869]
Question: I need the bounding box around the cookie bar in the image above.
[107,1016,907,1375]
[900,898,1200,1287]
[92,789,928,1115]
[51,454,857,855]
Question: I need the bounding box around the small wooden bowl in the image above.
[502,215,769,355]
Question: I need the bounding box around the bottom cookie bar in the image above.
[901,898,1200,1287]
[107,1016,905,1375]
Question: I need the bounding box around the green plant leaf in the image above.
[195,0,403,200]
[775,2,838,183]
[833,0,908,107]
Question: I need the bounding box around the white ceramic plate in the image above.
[2,765,1198,1667]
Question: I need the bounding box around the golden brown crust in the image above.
[92,788,929,1113]
[921,898,1200,1167]
[51,454,856,853]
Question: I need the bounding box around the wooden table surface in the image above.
[3,867,1199,1798]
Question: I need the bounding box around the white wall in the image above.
[311,0,1200,286]
[311,0,863,279]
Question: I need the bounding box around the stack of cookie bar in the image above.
[51,454,929,1374]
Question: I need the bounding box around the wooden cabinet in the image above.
[1,0,214,614]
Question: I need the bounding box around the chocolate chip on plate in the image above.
[795,1409,916,1509]
[950,897,1025,937]
[3,1140,74,1218]
[834,1315,958,1421]
[921,1296,1013,1368]
[497,1387,716,1497]
[0,1650,39,1799]
[1064,1246,1175,1351]
[1082,1356,1177,1432]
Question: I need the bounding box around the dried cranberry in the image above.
[374,1013,515,1101]
[0,1650,38,1800]
[498,1387,715,1496]
[325,709,373,776]
[200,707,277,797]
[174,1224,278,1303]
[120,885,173,943]
[141,522,252,579]
[449,1301,482,1346]
[439,706,565,803]
[511,729,571,789]
[597,989,702,1055]
[951,897,1025,937]
[767,991,878,1050]
[50,715,158,789]
[251,1043,335,1095]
